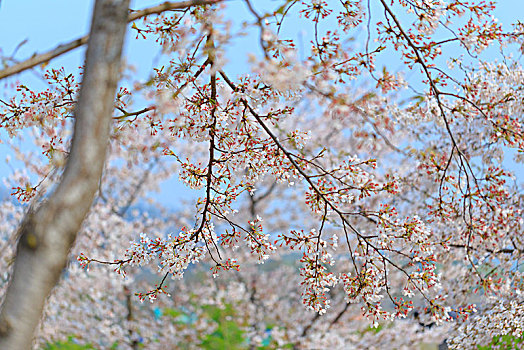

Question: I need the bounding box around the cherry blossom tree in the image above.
[0,0,130,348]
[0,0,523,349]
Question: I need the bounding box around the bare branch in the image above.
[0,0,222,80]
[128,0,219,20]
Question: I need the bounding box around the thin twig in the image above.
[0,0,222,80]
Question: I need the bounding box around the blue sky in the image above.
[0,0,300,203]
[0,0,253,201]
[0,0,522,202]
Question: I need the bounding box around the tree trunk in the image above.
[0,0,129,348]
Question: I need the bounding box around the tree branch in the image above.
[0,0,130,348]
[0,0,221,80]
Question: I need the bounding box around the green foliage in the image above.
[161,302,295,349]
[358,323,385,335]
[44,336,95,350]
[200,304,246,349]
[46,303,297,349]
[477,334,524,350]
[163,303,248,349]
[162,307,183,319]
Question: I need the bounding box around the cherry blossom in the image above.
[0,0,523,348]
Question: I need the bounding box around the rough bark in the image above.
[0,0,129,348]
